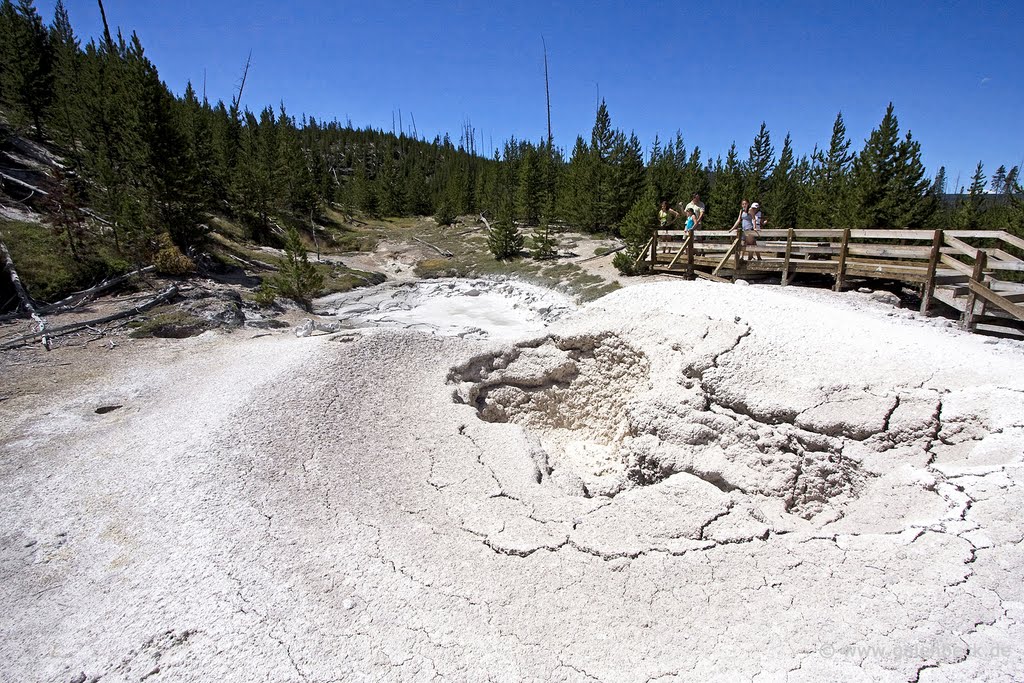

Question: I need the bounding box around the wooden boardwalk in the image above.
[649,228,1024,336]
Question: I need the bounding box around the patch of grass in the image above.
[578,281,621,302]
[318,263,385,295]
[0,219,129,304]
[129,307,210,339]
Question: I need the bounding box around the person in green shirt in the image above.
[658,199,679,227]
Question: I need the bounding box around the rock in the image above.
[857,287,872,293]
[464,289,481,297]
[247,318,290,330]
[870,291,901,307]
[734,279,750,286]
[179,286,245,328]
[342,598,355,610]
[295,319,342,338]
[70,674,86,683]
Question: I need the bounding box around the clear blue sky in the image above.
[39,0,1024,189]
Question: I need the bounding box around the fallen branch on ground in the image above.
[221,251,278,271]
[80,208,114,227]
[577,244,626,263]
[36,265,156,314]
[1,285,178,350]
[413,236,454,258]
[0,171,50,197]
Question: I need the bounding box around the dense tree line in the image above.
[1,0,1021,267]
[0,0,504,258]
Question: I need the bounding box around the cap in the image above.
[751,202,760,209]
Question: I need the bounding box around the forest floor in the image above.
[3,213,1024,681]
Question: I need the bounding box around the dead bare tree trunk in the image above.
[542,36,553,150]
[1,286,178,350]
[309,209,321,262]
[1,240,50,349]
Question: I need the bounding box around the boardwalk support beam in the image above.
[961,249,988,331]
[920,229,943,314]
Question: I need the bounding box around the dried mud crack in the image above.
[3,280,1024,681]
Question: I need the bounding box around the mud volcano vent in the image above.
[449,319,900,522]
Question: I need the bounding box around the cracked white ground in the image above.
[2,279,1023,682]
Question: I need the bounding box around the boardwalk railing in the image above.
[652,227,1024,334]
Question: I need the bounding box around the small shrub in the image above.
[488,211,524,260]
[153,235,195,275]
[530,223,558,260]
[434,199,456,227]
[252,283,278,308]
[267,227,323,310]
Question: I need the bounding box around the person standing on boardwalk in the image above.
[747,202,763,261]
[684,193,706,230]
[730,199,751,233]
[658,200,679,227]
[730,199,758,261]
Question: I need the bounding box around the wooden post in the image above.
[961,249,988,331]
[686,232,695,279]
[650,231,658,269]
[834,228,850,292]
[733,235,743,280]
[781,228,794,286]
[920,229,943,314]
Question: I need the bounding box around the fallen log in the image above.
[1,239,50,349]
[413,236,454,258]
[37,265,156,314]
[80,208,114,227]
[0,171,50,197]
[223,252,277,271]
[1,285,178,350]
[577,244,626,263]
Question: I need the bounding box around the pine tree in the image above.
[613,187,657,275]
[350,152,377,215]
[488,190,523,259]
[0,0,53,138]
[991,165,1007,195]
[404,156,431,215]
[47,0,79,154]
[590,100,615,229]
[955,160,988,228]
[807,112,854,227]
[766,133,799,228]
[1004,166,1020,196]
[610,132,646,225]
[376,142,405,216]
[850,104,931,228]
[708,143,743,228]
[679,146,709,208]
[271,226,323,310]
[647,134,683,204]
[516,143,542,225]
[744,122,775,201]
[561,136,600,231]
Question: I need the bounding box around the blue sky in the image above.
[38,0,1024,189]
